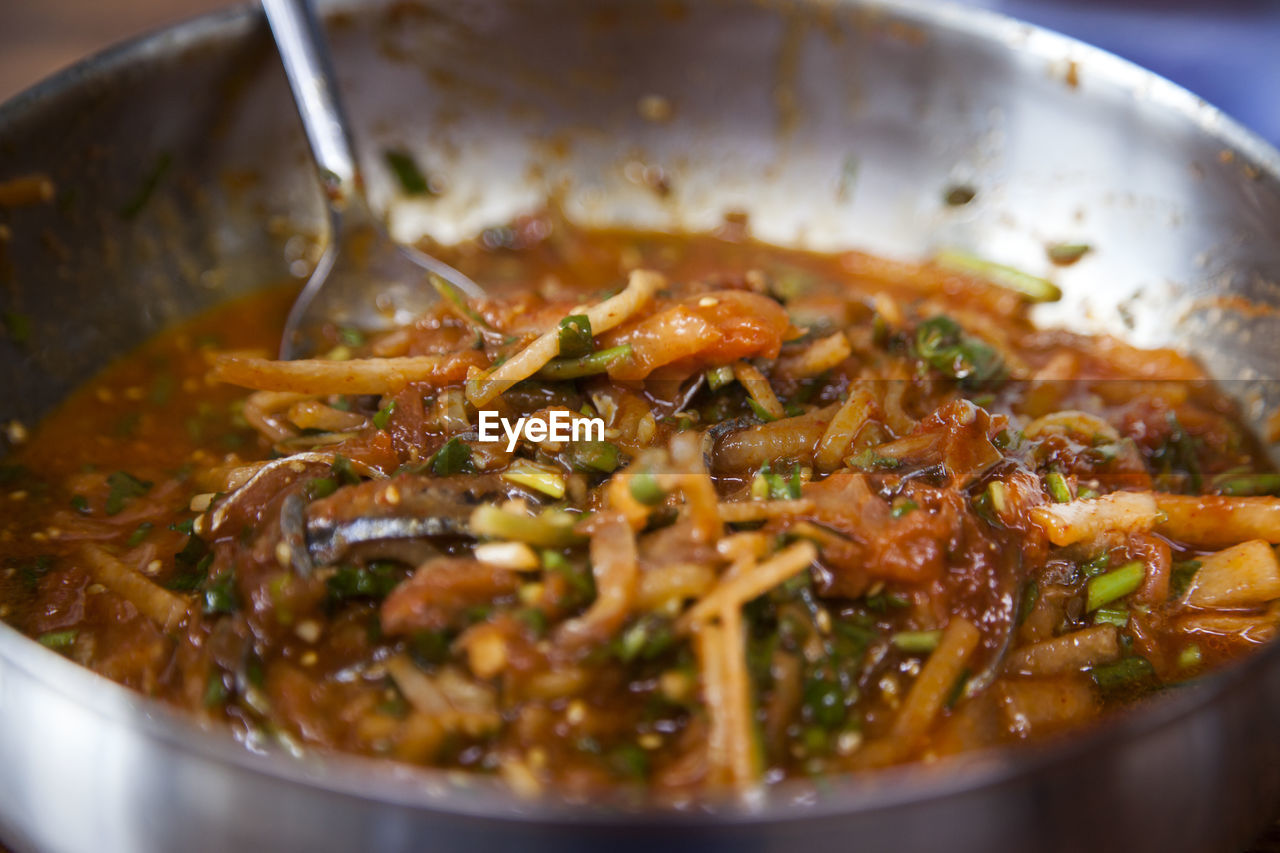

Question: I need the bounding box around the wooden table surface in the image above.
[1,1,1278,851]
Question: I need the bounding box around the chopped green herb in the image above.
[1016,580,1039,626]
[945,668,971,709]
[430,275,494,331]
[1090,656,1155,694]
[1093,605,1130,628]
[126,521,154,547]
[1210,472,1280,496]
[327,562,401,601]
[608,743,650,780]
[613,616,675,663]
[1169,560,1201,600]
[306,477,338,500]
[105,471,152,515]
[515,608,548,637]
[409,629,452,667]
[70,495,90,514]
[914,315,1005,386]
[706,366,736,391]
[373,400,397,430]
[38,629,77,651]
[1046,243,1091,266]
[331,454,362,486]
[747,398,777,422]
[629,472,666,506]
[204,669,230,708]
[202,571,238,615]
[339,327,366,347]
[891,629,942,653]
[383,148,433,195]
[569,440,621,474]
[845,448,901,472]
[537,344,633,380]
[934,248,1062,302]
[891,498,918,519]
[1081,552,1111,579]
[557,314,594,359]
[761,462,802,500]
[864,591,910,612]
[1086,561,1144,612]
[429,437,473,476]
[1045,471,1072,503]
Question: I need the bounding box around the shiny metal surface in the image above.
[1,0,1280,850]
[261,0,483,358]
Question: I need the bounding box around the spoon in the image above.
[261,0,485,360]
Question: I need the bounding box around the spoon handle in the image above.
[261,0,359,202]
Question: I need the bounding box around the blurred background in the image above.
[1,0,1278,147]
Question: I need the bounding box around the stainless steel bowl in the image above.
[2,1,1280,851]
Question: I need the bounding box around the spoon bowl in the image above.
[261,0,483,359]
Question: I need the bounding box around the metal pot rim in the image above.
[2,0,1279,825]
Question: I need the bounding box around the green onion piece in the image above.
[338,327,365,347]
[38,629,77,650]
[537,344,633,380]
[891,498,918,519]
[429,437,473,476]
[1016,580,1039,626]
[845,448,901,472]
[891,629,942,653]
[1169,560,1201,600]
[761,463,802,500]
[1090,656,1155,693]
[307,477,338,500]
[706,366,735,391]
[569,440,621,474]
[987,481,1008,515]
[372,400,397,430]
[935,248,1062,302]
[1210,472,1280,496]
[203,572,238,615]
[327,562,401,601]
[1093,605,1129,628]
[1081,552,1111,579]
[1046,243,1091,266]
[557,314,594,359]
[331,454,362,486]
[105,471,153,516]
[204,670,230,708]
[1045,471,1072,503]
[126,522,154,547]
[383,149,432,195]
[629,472,666,506]
[430,274,494,330]
[747,398,777,422]
[1086,561,1145,611]
[1177,644,1203,669]
[70,495,90,514]
[470,505,584,548]
[1078,486,1099,500]
[502,460,567,499]
[914,315,1004,385]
